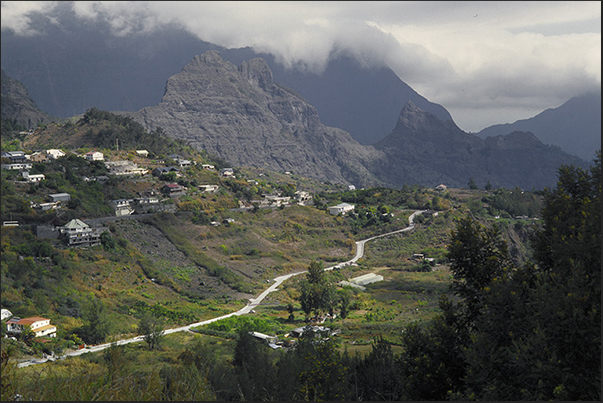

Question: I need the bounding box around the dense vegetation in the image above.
[1,110,599,401]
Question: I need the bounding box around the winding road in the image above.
[17,210,424,368]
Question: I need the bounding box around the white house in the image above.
[22,171,45,182]
[294,191,312,204]
[435,184,447,191]
[329,203,355,216]
[199,184,220,193]
[202,164,215,170]
[6,316,57,338]
[46,149,66,160]
[60,218,90,235]
[1,163,32,170]
[220,168,235,177]
[84,151,104,161]
[135,150,149,157]
[108,199,134,216]
[60,219,103,247]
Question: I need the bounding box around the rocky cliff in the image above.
[374,101,588,189]
[1,69,55,129]
[125,51,588,191]
[126,51,384,187]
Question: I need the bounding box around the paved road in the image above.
[17,210,424,368]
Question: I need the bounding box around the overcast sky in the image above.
[1,1,600,132]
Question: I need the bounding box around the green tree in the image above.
[468,176,478,189]
[80,296,111,344]
[447,217,513,327]
[353,337,400,400]
[232,330,278,400]
[459,152,601,400]
[298,261,336,317]
[138,312,166,350]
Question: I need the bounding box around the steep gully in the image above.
[18,210,425,368]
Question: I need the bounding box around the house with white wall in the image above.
[328,203,355,216]
[22,171,45,182]
[6,316,57,338]
[84,151,104,161]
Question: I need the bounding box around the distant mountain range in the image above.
[477,92,601,161]
[1,9,596,190]
[0,7,452,146]
[120,51,586,190]
[1,52,588,190]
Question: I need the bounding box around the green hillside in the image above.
[1,110,598,401]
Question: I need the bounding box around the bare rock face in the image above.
[1,69,54,129]
[128,51,383,187]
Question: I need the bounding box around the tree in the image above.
[484,180,492,191]
[468,177,478,189]
[447,217,513,327]
[297,261,336,317]
[353,337,400,400]
[459,152,601,400]
[80,296,110,344]
[138,312,166,350]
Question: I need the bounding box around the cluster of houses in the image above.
[2,309,57,339]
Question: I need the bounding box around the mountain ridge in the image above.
[124,51,385,188]
[477,91,601,161]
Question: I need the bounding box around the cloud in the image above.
[1,1,600,131]
[0,1,58,36]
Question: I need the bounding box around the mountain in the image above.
[219,48,452,145]
[0,6,450,146]
[125,51,384,187]
[477,91,601,161]
[1,69,55,129]
[123,51,586,190]
[373,101,588,189]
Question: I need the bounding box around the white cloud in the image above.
[0,1,58,36]
[1,1,600,131]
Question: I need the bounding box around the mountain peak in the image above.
[239,58,274,90]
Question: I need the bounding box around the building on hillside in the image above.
[108,199,134,216]
[162,183,185,196]
[435,184,447,191]
[152,166,179,177]
[6,316,57,338]
[28,151,48,163]
[328,202,355,216]
[22,171,45,182]
[46,149,66,160]
[1,163,32,170]
[1,151,27,163]
[199,184,219,193]
[104,160,148,176]
[220,168,234,177]
[135,150,149,157]
[202,164,215,170]
[60,218,104,247]
[48,193,71,203]
[32,202,59,211]
[294,191,313,205]
[84,151,104,161]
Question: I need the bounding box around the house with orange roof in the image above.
[6,316,57,338]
